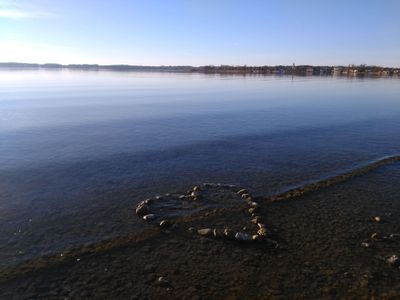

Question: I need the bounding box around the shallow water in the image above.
[1,70,400,268]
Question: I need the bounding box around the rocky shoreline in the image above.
[1,160,400,299]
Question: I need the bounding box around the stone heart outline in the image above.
[135,183,278,246]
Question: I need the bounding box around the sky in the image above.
[0,0,399,66]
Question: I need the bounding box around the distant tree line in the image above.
[0,63,398,76]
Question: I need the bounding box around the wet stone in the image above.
[198,228,213,237]
[223,228,235,240]
[159,220,171,228]
[237,189,248,195]
[135,204,149,217]
[235,232,252,242]
[143,214,156,221]
[386,255,399,267]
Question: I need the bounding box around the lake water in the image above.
[1,70,400,268]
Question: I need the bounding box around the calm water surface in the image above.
[1,70,400,267]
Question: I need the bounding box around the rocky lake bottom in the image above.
[1,160,400,299]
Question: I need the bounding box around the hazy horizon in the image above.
[1,0,399,66]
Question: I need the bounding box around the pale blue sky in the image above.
[0,0,399,66]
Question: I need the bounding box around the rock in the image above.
[371,233,378,239]
[252,234,263,242]
[193,186,200,192]
[387,255,399,267]
[155,195,163,200]
[144,198,153,204]
[157,277,170,287]
[237,189,248,195]
[251,216,263,224]
[213,228,222,238]
[187,227,196,233]
[179,195,186,199]
[159,220,171,228]
[223,228,235,240]
[361,241,371,248]
[249,202,260,208]
[235,232,251,242]
[257,227,269,237]
[241,193,250,199]
[165,193,171,197]
[249,207,260,215]
[135,204,149,217]
[143,214,156,221]
[197,228,213,236]
[373,216,381,222]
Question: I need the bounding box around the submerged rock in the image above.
[386,255,399,267]
[143,214,156,221]
[235,232,251,242]
[159,220,171,228]
[223,228,235,240]
[237,189,248,195]
[135,203,149,217]
[197,228,213,236]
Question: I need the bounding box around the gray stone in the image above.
[241,193,250,199]
[135,204,149,217]
[193,186,200,192]
[235,232,251,242]
[387,254,399,266]
[159,220,171,228]
[143,214,156,221]
[237,189,248,195]
[197,228,213,236]
[223,228,235,240]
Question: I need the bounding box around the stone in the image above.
[179,195,186,199]
[157,277,170,287]
[373,216,381,222]
[197,228,213,236]
[155,195,163,200]
[193,186,200,192]
[159,220,171,228]
[187,227,196,233]
[257,227,269,237]
[241,193,250,199]
[386,255,399,267]
[237,189,248,195]
[213,228,222,238]
[251,216,263,224]
[249,202,260,208]
[135,204,149,217]
[252,234,263,242]
[249,207,260,214]
[235,232,251,242]
[165,193,171,197]
[361,242,371,248]
[371,233,378,239]
[223,228,235,240]
[144,198,153,204]
[143,214,156,221]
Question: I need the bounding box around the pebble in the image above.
[187,227,196,233]
[371,233,378,239]
[159,220,171,228]
[249,202,260,208]
[361,241,371,248]
[235,232,251,242]
[257,227,269,237]
[386,255,399,266]
[252,234,263,242]
[373,216,381,222]
[249,207,260,214]
[223,228,235,240]
[237,189,248,195]
[197,228,213,236]
[157,277,170,287]
[251,216,263,224]
[143,214,156,221]
[213,228,222,238]
[135,204,149,217]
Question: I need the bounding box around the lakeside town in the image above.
[1,62,399,77]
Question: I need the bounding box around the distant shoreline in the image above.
[0,62,399,77]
